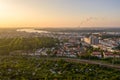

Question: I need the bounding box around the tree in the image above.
[101,50,104,58]
[46,49,52,56]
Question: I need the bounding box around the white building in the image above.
[84,35,99,45]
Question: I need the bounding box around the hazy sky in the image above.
[0,0,120,28]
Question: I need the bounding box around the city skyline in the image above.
[0,0,120,28]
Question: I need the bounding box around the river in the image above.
[16,29,50,33]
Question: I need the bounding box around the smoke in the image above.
[79,17,97,26]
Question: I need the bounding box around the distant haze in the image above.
[0,0,120,28]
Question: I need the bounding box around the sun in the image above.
[0,2,7,10]
[0,2,9,16]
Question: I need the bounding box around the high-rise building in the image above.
[84,35,99,45]
[90,35,99,45]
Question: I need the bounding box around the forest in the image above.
[0,56,120,80]
[0,37,59,55]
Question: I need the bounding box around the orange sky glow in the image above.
[0,0,120,28]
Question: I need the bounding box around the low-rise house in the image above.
[34,52,41,55]
[41,52,47,56]
[104,52,120,58]
[91,52,102,58]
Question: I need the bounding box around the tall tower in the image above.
[89,35,99,45]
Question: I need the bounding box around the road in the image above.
[43,57,120,71]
